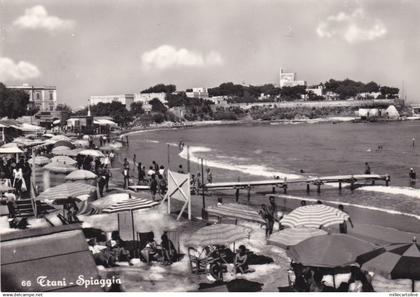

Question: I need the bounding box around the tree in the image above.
[89,101,133,126]
[166,92,186,108]
[56,104,73,113]
[363,81,380,93]
[141,84,176,94]
[380,86,399,98]
[130,102,144,116]
[0,83,30,118]
[149,98,167,113]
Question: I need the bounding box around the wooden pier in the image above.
[204,174,391,202]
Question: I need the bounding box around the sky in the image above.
[1,0,419,108]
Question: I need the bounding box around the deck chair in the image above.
[188,247,208,274]
[57,213,70,225]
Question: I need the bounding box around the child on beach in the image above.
[150,174,158,201]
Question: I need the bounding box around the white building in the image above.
[134,92,167,104]
[185,88,209,99]
[306,85,324,97]
[7,83,58,112]
[279,68,306,88]
[90,94,134,110]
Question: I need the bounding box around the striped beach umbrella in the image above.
[185,224,252,247]
[28,156,50,166]
[356,238,420,292]
[281,204,349,229]
[267,227,327,249]
[53,140,75,149]
[287,234,376,268]
[44,162,77,174]
[65,169,97,181]
[72,140,89,148]
[206,203,266,224]
[50,156,77,166]
[102,197,159,213]
[36,182,96,201]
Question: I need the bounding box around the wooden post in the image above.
[317,183,321,194]
[31,148,37,217]
[283,184,287,194]
[272,186,276,194]
[235,188,239,202]
[187,145,190,173]
[167,144,170,168]
[201,158,206,218]
[306,183,310,193]
[338,182,342,192]
[247,186,251,203]
[350,179,355,192]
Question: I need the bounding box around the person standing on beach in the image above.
[137,162,143,184]
[267,196,280,234]
[364,162,371,175]
[409,168,416,186]
[122,158,130,189]
[109,151,115,166]
[133,154,137,172]
[338,204,354,234]
[413,137,416,147]
[150,174,158,201]
[206,168,213,184]
[104,165,112,192]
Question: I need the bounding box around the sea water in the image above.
[125,120,420,219]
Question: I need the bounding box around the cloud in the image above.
[316,8,387,43]
[141,45,224,70]
[13,5,75,32]
[0,56,41,81]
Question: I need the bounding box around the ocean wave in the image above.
[357,185,420,200]
[179,145,301,180]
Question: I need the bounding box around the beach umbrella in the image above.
[66,148,84,157]
[44,162,77,174]
[267,227,327,249]
[50,156,77,165]
[65,169,97,181]
[109,142,123,149]
[28,156,50,166]
[51,146,72,155]
[50,135,71,142]
[0,184,14,193]
[36,182,96,201]
[1,143,20,149]
[356,238,420,292]
[72,139,89,148]
[206,203,266,224]
[53,140,75,149]
[102,197,159,213]
[185,224,252,247]
[43,133,54,138]
[79,149,105,158]
[99,145,114,151]
[280,204,349,229]
[287,233,376,268]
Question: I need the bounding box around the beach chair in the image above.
[188,247,208,274]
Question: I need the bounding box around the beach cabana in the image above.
[65,169,97,181]
[50,156,77,166]
[206,203,266,224]
[1,225,102,292]
[267,227,327,249]
[280,204,349,229]
[185,224,252,247]
[356,238,420,292]
[287,234,376,268]
[0,146,24,159]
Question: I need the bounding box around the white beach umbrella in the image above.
[79,149,105,158]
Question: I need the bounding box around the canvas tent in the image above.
[1,225,102,292]
[385,105,400,119]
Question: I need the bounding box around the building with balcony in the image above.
[6,84,58,112]
[185,87,209,99]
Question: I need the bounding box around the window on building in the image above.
[50,92,54,100]
[36,92,41,100]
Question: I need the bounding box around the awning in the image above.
[206,203,266,224]
[0,147,24,154]
[94,119,117,126]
